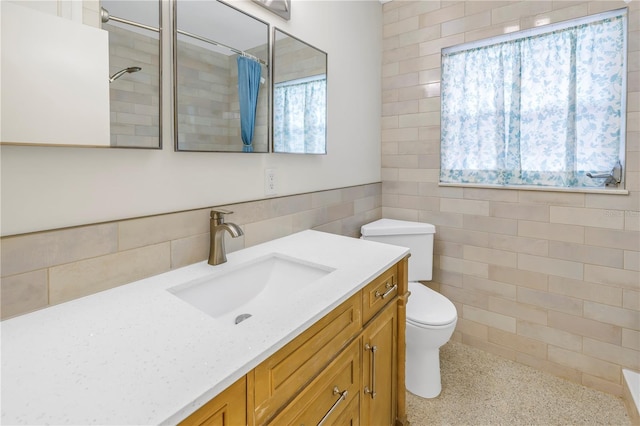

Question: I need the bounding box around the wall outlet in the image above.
[265,168,277,196]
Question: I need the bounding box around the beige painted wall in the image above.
[381,0,639,396]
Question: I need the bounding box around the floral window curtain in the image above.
[440,12,626,188]
[274,76,326,154]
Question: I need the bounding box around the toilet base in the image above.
[406,347,442,398]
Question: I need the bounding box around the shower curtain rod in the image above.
[177,29,267,66]
[101,8,160,33]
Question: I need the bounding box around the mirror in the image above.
[174,1,270,153]
[272,29,327,154]
[102,1,162,149]
[1,0,110,146]
[0,0,161,148]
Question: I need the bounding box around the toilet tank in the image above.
[361,219,436,281]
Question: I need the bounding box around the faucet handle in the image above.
[211,208,233,221]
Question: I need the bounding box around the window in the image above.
[440,9,627,189]
[273,75,326,154]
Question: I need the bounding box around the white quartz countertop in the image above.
[1,230,409,425]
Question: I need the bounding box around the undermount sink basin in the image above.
[169,253,335,325]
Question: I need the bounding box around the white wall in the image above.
[0,0,382,236]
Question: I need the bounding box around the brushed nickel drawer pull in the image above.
[375,283,397,299]
[317,386,348,426]
[364,344,378,399]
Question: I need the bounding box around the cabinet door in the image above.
[361,302,397,426]
[252,293,361,424]
[179,376,246,426]
[267,338,360,425]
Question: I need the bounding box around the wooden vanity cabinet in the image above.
[361,301,397,426]
[266,338,361,425]
[251,293,362,424]
[180,376,247,426]
[362,264,398,324]
[180,257,409,426]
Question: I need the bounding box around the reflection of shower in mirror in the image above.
[109,66,142,83]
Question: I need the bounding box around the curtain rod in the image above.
[177,29,267,66]
[443,7,626,55]
[275,74,325,88]
[101,8,160,33]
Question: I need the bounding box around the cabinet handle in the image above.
[363,343,378,399]
[375,283,397,299]
[317,386,348,426]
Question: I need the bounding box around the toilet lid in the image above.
[407,282,457,326]
[361,218,435,237]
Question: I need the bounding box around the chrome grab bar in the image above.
[364,343,378,399]
[375,283,397,299]
[317,386,348,426]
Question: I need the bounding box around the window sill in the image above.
[438,182,629,195]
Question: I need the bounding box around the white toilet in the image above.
[361,218,457,398]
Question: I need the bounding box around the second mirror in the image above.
[174,1,269,152]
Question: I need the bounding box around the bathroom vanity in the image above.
[1,230,409,425]
[182,260,407,426]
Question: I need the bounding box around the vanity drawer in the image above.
[267,338,361,425]
[252,292,362,424]
[362,264,398,324]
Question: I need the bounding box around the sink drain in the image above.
[235,313,252,324]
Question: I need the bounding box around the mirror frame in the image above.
[271,28,328,155]
[172,0,271,153]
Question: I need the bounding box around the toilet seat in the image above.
[407,281,457,327]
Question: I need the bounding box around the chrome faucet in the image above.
[209,209,244,266]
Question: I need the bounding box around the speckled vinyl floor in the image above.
[406,341,630,426]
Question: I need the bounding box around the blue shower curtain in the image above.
[237,56,262,153]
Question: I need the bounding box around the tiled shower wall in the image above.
[273,35,326,84]
[177,40,235,151]
[176,39,269,152]
[107,23,161,148]
[0,183,381,319]
[382,1,639,396]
